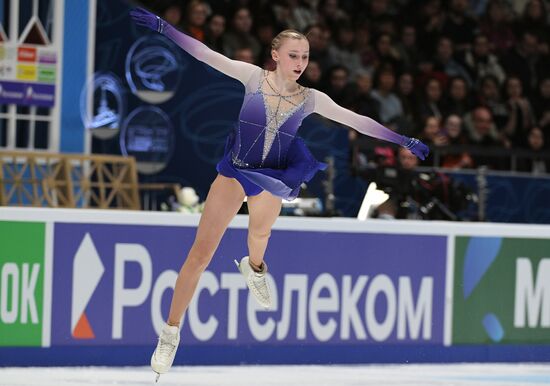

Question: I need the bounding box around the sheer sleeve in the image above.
[311,89,407,146]
[162,23,259,85]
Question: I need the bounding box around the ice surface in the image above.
[1,363,549,386]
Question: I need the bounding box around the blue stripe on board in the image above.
[1,345,550,366]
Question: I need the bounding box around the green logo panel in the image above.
[0,221,45,347]
[38,66,56,83]
[453,236,550,344]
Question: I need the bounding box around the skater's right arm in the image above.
[130,8,258,85]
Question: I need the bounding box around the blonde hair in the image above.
[271,29,308,51]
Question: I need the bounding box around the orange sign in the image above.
[18,47,37,62]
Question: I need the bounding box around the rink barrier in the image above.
[0,207,549,365]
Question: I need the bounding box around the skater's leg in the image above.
[167,174,245,326]
[246,191,282,269]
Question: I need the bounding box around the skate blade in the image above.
[154,372,160,383]
[234,259,241,270]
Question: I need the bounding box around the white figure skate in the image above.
[151,323,180,382]
[235,256,271,308]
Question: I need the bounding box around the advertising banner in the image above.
[453,236,550,344]
[0,221,46,347]
[0,80,55,107]
[51,223,447,347]
[0,43,56,107]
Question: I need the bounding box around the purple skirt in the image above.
[216,134,327,201]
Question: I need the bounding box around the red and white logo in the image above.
[17,47,36,62]
[71,233,104,339]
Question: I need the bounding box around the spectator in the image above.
[531,77,550,135]
[469,0,490,17]
[477,74,508,128]
[272,0,316,31]
[373,33,402,73]
[433,36,473,85]
[355,24,377,72]
[374,15,399,38]
[462,33,507,85]
[501,30,545,96]
[444,76,473,117]
[518,127,549,174]
[515,0,549,44]
[441,114,474,168]
[223,7,261,62]
[371,66,404,127]
[183,0,209,42]
[328,24,365,77]
[371,146,419,220]
[396,72,420,135]
[305,24,334,72]
[419,116,448,146]
[233,46,255,64]
[255,21,276,68]
[204,13,226,52]
[441,0,479,52]
[508,0,531,16]
[463,106,501,144]
[395,24,420,71]
[300,59,323,88]
[364,0,394,36]
[348,70,385,170]
[157,1,183,28]
[398,146,419,171]
[323,65,354,107]
[480,0,516,55]
[317,0,349,33]
[351,70,381,123]
[463,106,505,169]
[502,76,536,146]
[417,77,445,123]
[415,0,445,55]
[414,55,447,94]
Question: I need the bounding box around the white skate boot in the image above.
[151,323,180,382]
[235,256,271,308]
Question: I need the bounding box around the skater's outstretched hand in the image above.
[401,137,430,160]
[129,7,258,85]
[130,7,164,32]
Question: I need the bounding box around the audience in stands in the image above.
[149,0,550,172]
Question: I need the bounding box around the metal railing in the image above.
[0,151,140,210]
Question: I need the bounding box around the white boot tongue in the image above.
[164,324,179,335]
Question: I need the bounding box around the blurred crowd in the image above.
[146,0,550,173]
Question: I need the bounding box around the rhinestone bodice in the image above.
[230,70,311,169]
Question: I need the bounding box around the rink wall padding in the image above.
[0,208,549,366]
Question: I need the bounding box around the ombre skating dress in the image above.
[216,69,326,201]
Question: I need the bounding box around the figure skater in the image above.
[130,7,429,381]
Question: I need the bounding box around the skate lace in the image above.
[251,274,269,301]
[157,335,177,360]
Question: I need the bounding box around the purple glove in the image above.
[401,136,430,160]
[130,8,166,33]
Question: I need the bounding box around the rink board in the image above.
[0,207,549,365]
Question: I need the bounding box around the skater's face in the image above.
[272,38,309,80]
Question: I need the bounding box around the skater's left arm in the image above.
[311,89,429,160]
